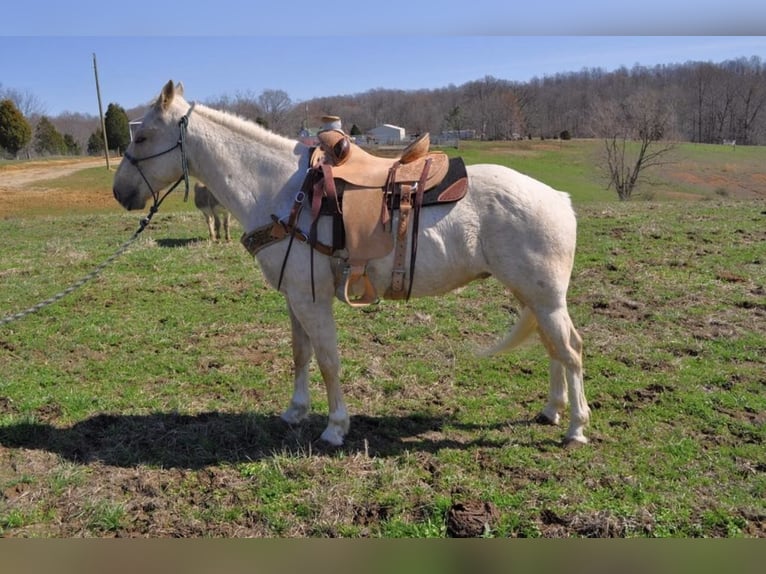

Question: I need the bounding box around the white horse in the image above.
[112,81,590,447]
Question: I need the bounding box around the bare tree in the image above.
[591,90,677,200]
[53,112,100,152]
[207,90,263,124]
[461,76,526,140]
[0,87,47,118]
[731,57,766,145]
[257,89,292,134]
[684,62,715,143]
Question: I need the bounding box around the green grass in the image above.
[442,139,606,201]
[0,143,765,537]
[444,139,766,202]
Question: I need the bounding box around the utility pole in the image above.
[92,53,110,169]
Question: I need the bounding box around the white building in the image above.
[128,119,143,141]
[367,124,406,144]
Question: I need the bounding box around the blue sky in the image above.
[1,2,765,116]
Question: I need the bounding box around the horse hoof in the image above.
[281,403,309,425]
[563,436,588,449]
[320,425,345,447]
[534,411,559,426]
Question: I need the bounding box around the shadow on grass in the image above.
[155,237,205,248]
[0,410,547,469]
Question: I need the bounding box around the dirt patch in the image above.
[539,508,655,538]
[0,158,107,190]
[0,157,115,217]
[660,159,766,199]
[446,500,499,537]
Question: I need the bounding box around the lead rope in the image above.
[179,111,192,202]
[0,207,157,327]
[1,105,195,327]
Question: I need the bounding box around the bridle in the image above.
[123,103,196,221]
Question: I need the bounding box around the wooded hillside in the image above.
[3,56,765,157]
[274,57,766,145]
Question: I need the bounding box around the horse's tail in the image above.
[478,306,537,357]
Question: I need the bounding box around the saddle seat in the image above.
[313,130,449,190]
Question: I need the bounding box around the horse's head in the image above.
[113,80,192,211]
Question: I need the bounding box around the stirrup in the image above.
[336,264,378,307]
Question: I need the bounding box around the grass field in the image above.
[0,141,764,537]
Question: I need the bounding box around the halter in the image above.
[123,104,196,219]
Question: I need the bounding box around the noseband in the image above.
[123,103,196,216]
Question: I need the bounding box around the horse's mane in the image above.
[191,101,300,153]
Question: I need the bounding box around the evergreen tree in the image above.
[104,103,130,153]
[33,116,66,156]
[0,98,32,157]
[87,129,104,155]
[63,133,81,155]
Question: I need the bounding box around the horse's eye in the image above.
[134,136,147,144]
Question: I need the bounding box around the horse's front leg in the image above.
[285,297,349,446]
[280,303,313,425]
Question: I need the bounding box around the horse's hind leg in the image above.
[537,359,567,426]
[535,307,590,444]
[223,213,231,242]
[213,214,223,242]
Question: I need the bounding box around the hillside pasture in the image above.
[0,141,764,537]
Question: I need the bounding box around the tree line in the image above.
[223,56,765,146]
[2,56,765,160]
[0,95,131,159]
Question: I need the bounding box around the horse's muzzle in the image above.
[113,186,146,211]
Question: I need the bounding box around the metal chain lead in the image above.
[0,213,155,327]
[0,104,195,329]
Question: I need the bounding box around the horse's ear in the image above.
[158,80,176,111]
[175,82,185,97]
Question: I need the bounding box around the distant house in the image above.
[368,124,406,144]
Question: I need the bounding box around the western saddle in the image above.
[241,129,468,307]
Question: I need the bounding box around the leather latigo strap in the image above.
[389,183,413,295]
[386,156,431,300]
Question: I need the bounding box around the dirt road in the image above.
[0,157,109,191]
[1,157,117,216]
